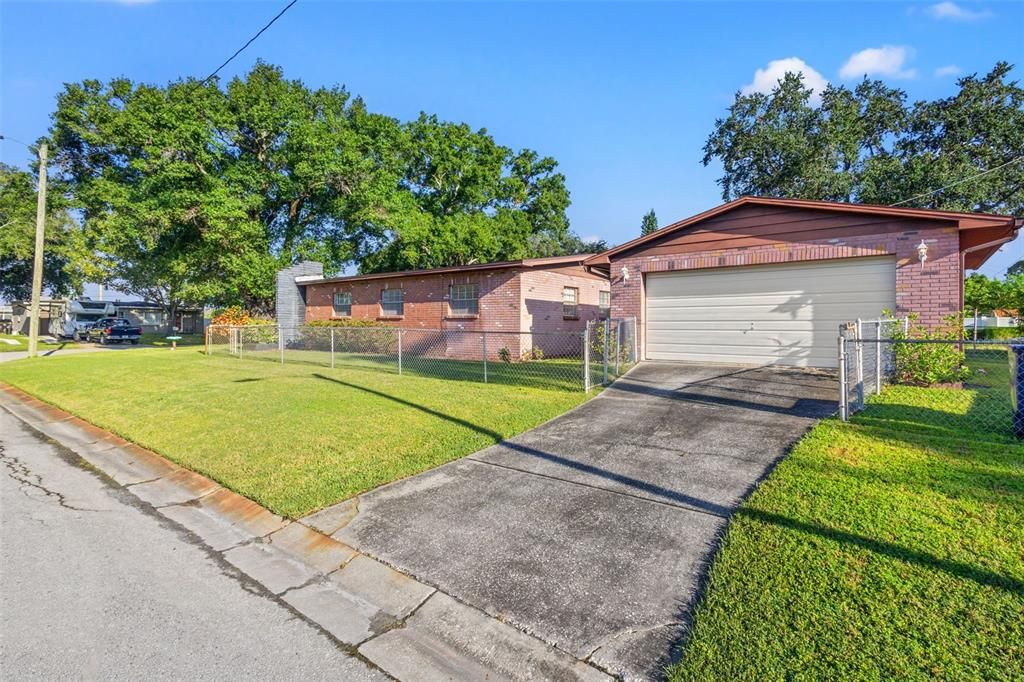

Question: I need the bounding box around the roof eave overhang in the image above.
[584,196,1019,265]
[296,254,593,287]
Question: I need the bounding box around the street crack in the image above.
[0,442,108,513]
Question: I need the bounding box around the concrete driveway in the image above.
[330,363,838,680]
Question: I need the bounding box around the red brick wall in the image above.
[519,266,610,359]
[304,269,519,330]
[303,264,611,360]
[609,221,962,359]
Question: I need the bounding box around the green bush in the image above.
[498,346,513,363]
[590,320,632,367]
[306,319,382,328]
[297,320,395,354]
[890,313,970,386]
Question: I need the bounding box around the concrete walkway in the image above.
[317,363,838,680]
[0,384,609,681]
[0,343,152,363]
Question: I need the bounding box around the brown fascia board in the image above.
[299,254,595,287]
[962,219,1022,270]
[584,196,1017,265]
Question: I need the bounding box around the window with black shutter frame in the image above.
[381,288,404,317]
[449,283,479,316]
[333,292,352,317]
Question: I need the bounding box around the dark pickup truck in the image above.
[86,318,143,345]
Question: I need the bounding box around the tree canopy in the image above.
[641,209,658,236]
[964,270,1023,314]
[0,163,82,301]
[703,62,1024,216]
[49,62,581,312]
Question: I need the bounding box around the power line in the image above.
[889,155,1024,207]
[201,0,299,84]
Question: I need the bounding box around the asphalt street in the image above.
[0,408,384,681]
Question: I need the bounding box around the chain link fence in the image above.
[839,320,1022,442]
[206,319,637,392]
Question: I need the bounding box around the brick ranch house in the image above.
[276,255,610,359]
[584,197,1020,368]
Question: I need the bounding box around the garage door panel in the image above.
[647,303,893,323]
[646,329,850,348]
[646,264,895,298]
[645,257,896,368]
[647,286,897,307]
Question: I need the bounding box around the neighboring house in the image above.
[585,197,1020,368]
[113,301,203,334]
[9,299,66,337]
[966,310,1019,329]
[277,255,611,359]
[0,303,12,334]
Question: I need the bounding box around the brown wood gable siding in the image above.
[629,204,957,259]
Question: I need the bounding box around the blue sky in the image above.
[1,0,1021,278]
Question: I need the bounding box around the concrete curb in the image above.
[0,382,613,681]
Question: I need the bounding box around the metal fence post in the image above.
[482,331,487,383]
[330,327,335,369]
[279,325,284,364]
[874,320,882,395]
[602,318,610,384]
[615,319,622,375]
[838,332,848,421]
[855,318,864,409]
[626,315,634,364]
[236,328,242,360]
[398,329,403,376]
[583,322,592,391]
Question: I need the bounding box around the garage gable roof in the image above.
[584,196,1019,266]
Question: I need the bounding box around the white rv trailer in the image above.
[53,299,118,340]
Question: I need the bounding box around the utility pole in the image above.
[27,142,47,358]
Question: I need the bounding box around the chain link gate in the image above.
[838,318,1022,441]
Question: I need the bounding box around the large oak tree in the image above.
[703,62,1024,216]
[50,62,580,313]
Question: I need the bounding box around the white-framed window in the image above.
[449,283,479,316]
[562,286,579,319]
[381,288,404,317]
[141,310,164,326]
[599,290,611,318]
[333,292,352,317]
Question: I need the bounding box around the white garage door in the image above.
[645,257,896,368]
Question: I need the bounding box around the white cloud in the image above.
[839,46,917,80]
[926,1,992,21]
[740,57,829,102]
[934,64,963,77]
[579,235,604,244]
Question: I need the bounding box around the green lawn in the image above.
[0,334,65,353]
[669,357,1024,679]
[214,347,596,392]
[140,332,205,347]
[0,349,592,518]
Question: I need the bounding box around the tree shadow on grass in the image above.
[313,371,1022,679]
[853,389,1021,457]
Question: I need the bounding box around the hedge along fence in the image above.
[296,320,397,356]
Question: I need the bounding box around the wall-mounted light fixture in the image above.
[916,240,929,270]
[620,265,630,282]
